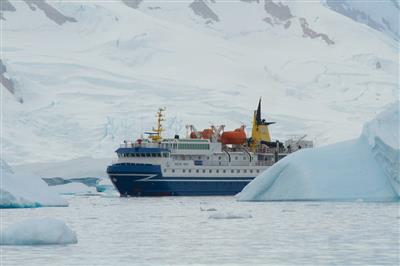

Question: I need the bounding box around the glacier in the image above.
[237,103,399,201]
[0,160,67,208]
[0,218,77,245]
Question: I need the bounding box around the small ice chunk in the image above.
[0,218,77,245]
[200,207,217,212]
[209,212,252,219]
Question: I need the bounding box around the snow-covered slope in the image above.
[322,0,399,40]
[1,1,398,164]
[237,103,399,201]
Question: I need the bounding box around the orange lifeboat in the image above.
[201,129,213,139]
[190,131,198,139]
[221,128,246,145]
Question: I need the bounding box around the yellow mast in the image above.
[150,107,166,142]
[250,99,273,150]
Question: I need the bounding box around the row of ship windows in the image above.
[119,153,170,158]
[164,169,261,174]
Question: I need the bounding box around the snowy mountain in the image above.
[322,0,399,40]
[1,0,398,164]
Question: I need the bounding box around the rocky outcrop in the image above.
[0,60,23,103]
[122,0,143,9]
[23,0,77,25]
[299,17,335,45]
[189,0,219,22]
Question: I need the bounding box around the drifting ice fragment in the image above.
[0,218,77,245]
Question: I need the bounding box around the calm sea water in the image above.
[1,196,399,265]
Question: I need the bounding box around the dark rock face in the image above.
[0,0,16,11]
[23,0,77,25]
[0,60,23,103]
[264,0,293,21]
[299,18,335,45]
[122,0,143,9]
[189,0,219,22]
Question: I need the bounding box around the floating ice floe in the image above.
[0,218,77,245]
[237,103,400,202]
[48,182,97,196]
[1,160,68,208]
[95,177,116,193]
[209,212,252,219]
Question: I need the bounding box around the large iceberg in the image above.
[0,218,77,245]
[238,103,399,201]
[1,160,67,208]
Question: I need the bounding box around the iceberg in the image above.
[0,218,77,245]
[0,160,67,208]
[237,103,399,202]
[48,182,97,196]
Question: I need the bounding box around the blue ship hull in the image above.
[107,163,254,196]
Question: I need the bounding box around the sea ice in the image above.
[237,103,399,202]
[0,218,77,245]
[1,160,68,208]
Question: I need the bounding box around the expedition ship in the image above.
[107,100,312,196]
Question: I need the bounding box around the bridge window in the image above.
[216,170,219,173]
[188,169,191,173]
[250,170,253,173]
[256,170,260,173]
[209,169,212,173]
[196,169,199,173]
[172,169,175,173]
[237,169,240,173]
[183,169,186,173]
[223,169,226,173]
[244,169,247,173]
[231,170,234,173]
[202,169,206,173]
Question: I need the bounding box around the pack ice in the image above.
[237,103,399,201]
[0,218,77,245]
[0,160,67,208]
